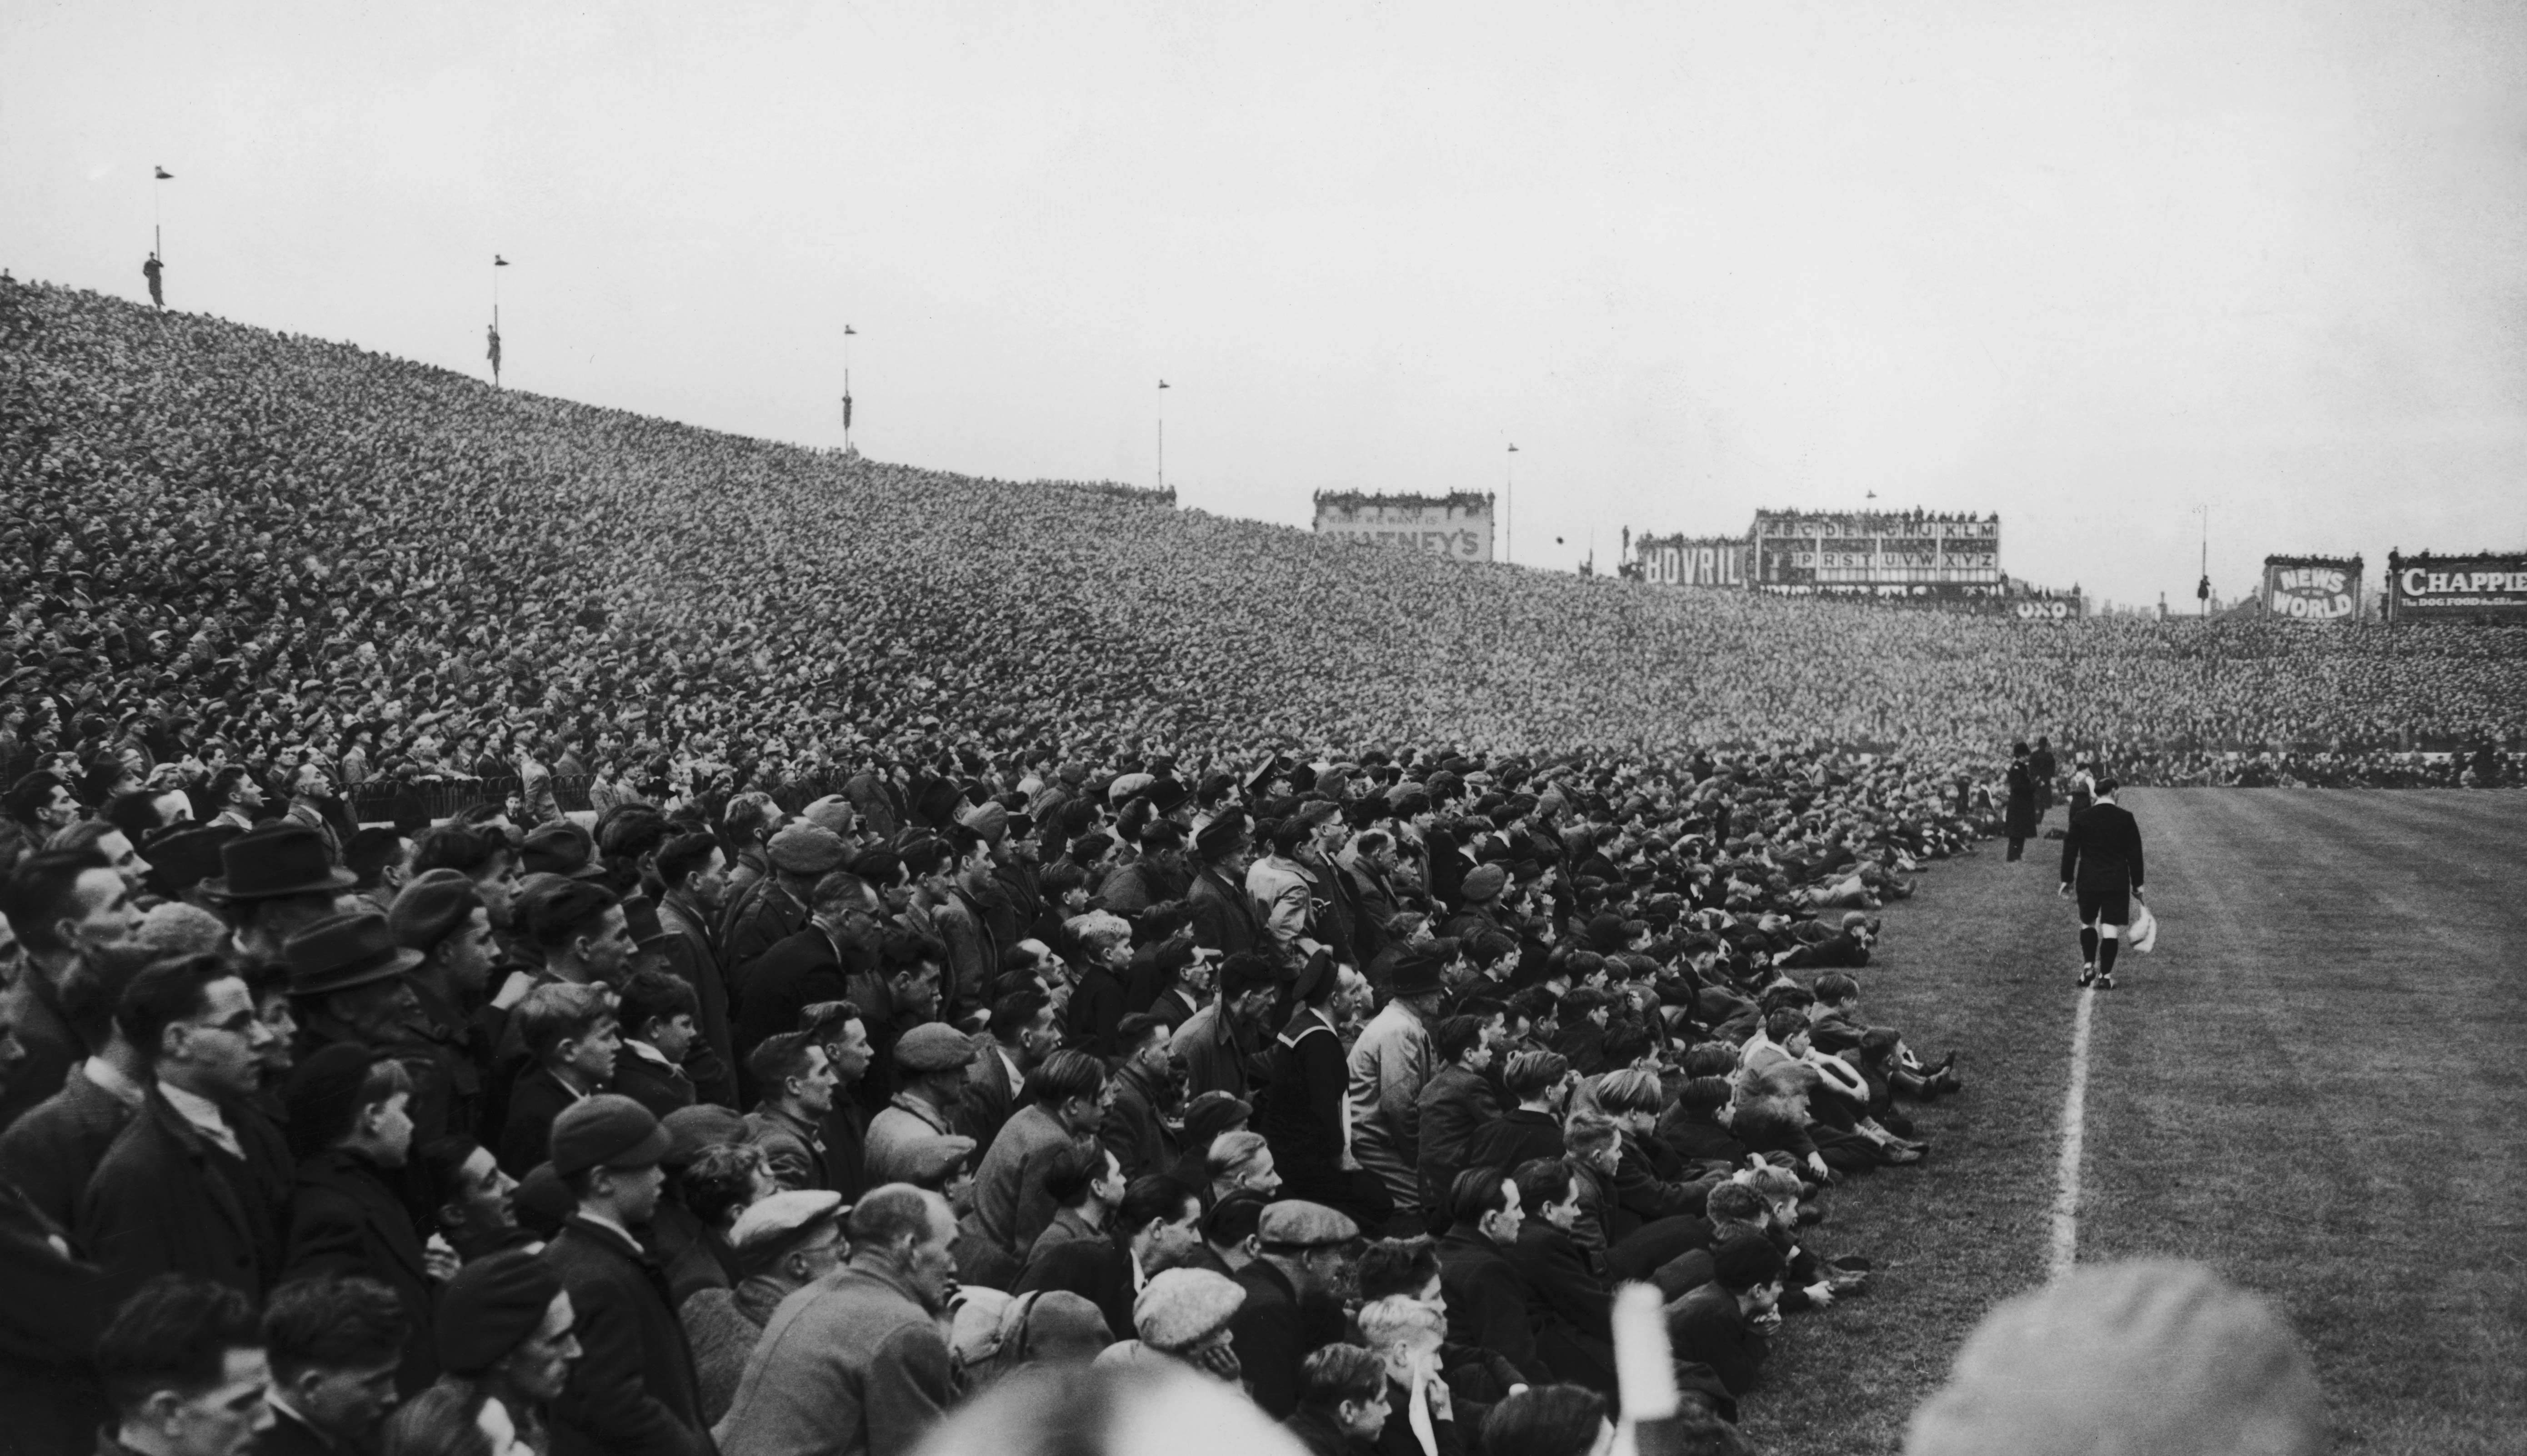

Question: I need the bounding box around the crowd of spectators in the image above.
[0,275,2439,1456]
[2,713,1993,1456]
[4,279,2523,821]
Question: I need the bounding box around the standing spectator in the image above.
[800,999,875,1201]
[283,763,345,867]
[866,1022,973,1186]
[1063,911,1134,1057]
[960,987,1058,1151]
[743,1031,839,1193]
[1230,1199,1359,1420]
[1171,952,1281,1105]
[81,954,293,1302]
[142,252,165,308]
[0,939,153,1229]
[1413,1015,1498,1234]
[542,1094,711,1456]
[495,983,617,1177]
[388,872,503,1147]
[0,982,115,1455]
[280,1045,437,1394]
[205,768,264,834]
[1348,952,1446,1235]
[681,1189,847,1427]
[1186,816,1263,957]
[0,848,141,1128]
[730,869,867,1080]
[1260,954,1391,1234]
[258,1275,412,1456]
[414,1249,582,1456]
[971,1049,1107,1260]
[1100,1013,1181,1181]
[613,968,701,1118]
[205,825,355,967]
[1435,1168,1550,1390]
[720,826,841,1000]
[2003,743,2035,863]
[515,729,560,829]
[716,1185,960,1456]
[653,832,738,1110]
[94,1276,274,1456]
[4,772,83,871]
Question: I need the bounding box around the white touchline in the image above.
[2049,987,2097,1280]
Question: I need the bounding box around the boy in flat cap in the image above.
[541,1093,711,1456]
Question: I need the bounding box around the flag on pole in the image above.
[494,254,509,267]
[1507,443,1519,453]
[154,166,174,180]
[1158,379,1169,389]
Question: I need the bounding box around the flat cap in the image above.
[520,820,606,880]
[957,801,1009,847]
[549,1093,671,1176]
[730,1189,847,1252]
[1133,1267,1246,1353]
[897,1134,978,1185]
[799,794,857,836]
[1107,772,1156,803]
[894,1022,976,1072]
[1459,863,1508,904]
[389,868,482,950]
[1256,1199,1358,1249]
[767,823,849,875]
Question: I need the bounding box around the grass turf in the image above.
[1734,789,2527,1455]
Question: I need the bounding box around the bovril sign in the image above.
[2266,564,2357,620]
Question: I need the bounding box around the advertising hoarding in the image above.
[2385,550,2527,623]
[1312,492,1495,563]
[2260,556,2363,621]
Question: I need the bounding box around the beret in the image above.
[799,794,857,835]
[1902,1260,2324,1456]
[767,824,848,874]
[660,1103,747,1167]
[1459,863,1508,903]
[435,1249,562,1374]
[897,1134,978,1185]
[389,868,481,950]
[1255,1199,1358,1249]
[957,801,1009,847]
[549,1093,671,1176]
[730,1189,846,1252]
[894,1021,976,1072]
[1133,1267,1245,1352]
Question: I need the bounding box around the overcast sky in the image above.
[9,1,2527,607]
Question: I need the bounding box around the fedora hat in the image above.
[201,823,358,902]
[1384,950,1446,1000]
[285,910,424,997]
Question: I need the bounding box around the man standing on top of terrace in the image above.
[2060,778,2144,991]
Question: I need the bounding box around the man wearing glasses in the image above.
[79,954,294,1301]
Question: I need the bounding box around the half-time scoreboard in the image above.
[1751,510,2002,593]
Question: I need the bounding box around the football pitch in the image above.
[1737,788,2527,1456]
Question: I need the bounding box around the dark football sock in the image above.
[2079,927,2098,963]
[2098,937,2121,976]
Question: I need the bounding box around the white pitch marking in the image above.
[2049,987,2097,1280]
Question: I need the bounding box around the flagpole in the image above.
[1156,380,1169,493]
[842,324,856,454]
[1504,444,1519,566]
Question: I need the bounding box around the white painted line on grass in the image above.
[2049,987,2097,1280]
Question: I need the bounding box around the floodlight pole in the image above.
[1505,443,1519,566]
